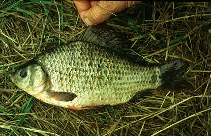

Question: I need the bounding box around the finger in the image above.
[90,1,98,7]
[73,0,91,17]
[98,1,127,14]
[82,1,127,25]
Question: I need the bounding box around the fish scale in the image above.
[35,41,162,107]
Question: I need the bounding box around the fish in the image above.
[11,24,191,110]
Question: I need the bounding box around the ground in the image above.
[0,1,210,136]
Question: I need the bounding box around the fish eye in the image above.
[19,69,27,78]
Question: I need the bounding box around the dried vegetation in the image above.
[0,1,210,136]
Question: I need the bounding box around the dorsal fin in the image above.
[80,23,131,52]
[80,23,151,65]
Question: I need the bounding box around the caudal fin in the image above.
[160,60,193,90]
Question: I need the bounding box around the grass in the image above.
[0,1,210,136]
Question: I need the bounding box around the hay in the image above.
[0,1,210,136]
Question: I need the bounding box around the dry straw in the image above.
[0,1,210,136]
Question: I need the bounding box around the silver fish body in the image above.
[11,24,190,110]
[36,41,161,109]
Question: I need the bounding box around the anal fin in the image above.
[129,89,153,102]
[82,105,107,110]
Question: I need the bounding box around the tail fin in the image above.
[160,60,193,90]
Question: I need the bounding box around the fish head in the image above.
[11,63,48,95]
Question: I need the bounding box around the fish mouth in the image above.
[10,74,15,83]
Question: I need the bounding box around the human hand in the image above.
[74,1,139,25]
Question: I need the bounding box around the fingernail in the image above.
[84,18,94,26]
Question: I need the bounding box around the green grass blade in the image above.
[0,0,23,17]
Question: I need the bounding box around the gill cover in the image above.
[11,60,48,95]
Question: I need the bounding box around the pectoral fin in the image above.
[47,91,77,102]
